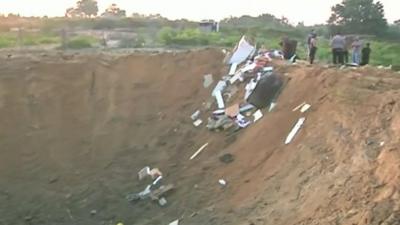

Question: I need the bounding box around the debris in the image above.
[263,66,274,72]
[219,179,227,187]
[191,110,201,120]
[152,176,163,186]
[247,73,283,109]
[193,119,203,127]
[219,153,235,164]
[229,70,243,84]
[149,184,175,200]
[225,104,240,118]
[236,113,251,128]
[203,74,214,88]
[253,110,263,122]
[240,104,255,113]
[229,36,255,64]
[285,117,306,144]
[207,115,235,131]
[90,210,97,216]
[213,109,225,115]
[300,104,311,113]
[169,220,179,225]
[127,184,152,201]
[229,63,238,75]
[245,78,259,100]
[380,141,385,147]
[214,91,225,109]
[158,197,167,206]
[149,168,163,179]
[212,80,227,96]
[190,143,209,160]
[269,102,276,112]
[138,166,151,180]
[292,102,306,112]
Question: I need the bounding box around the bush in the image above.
[118,36,145,48]
[66,36,97,49]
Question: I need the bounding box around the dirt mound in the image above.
[1,49,400,225]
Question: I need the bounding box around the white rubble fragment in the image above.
[285,117,306,144]
[190,143,209,160]
[191,110,201,120]
[229,63,238,75]
[193,119,203,127]
[253,110,263,122]
[169,220,179,225]
[300,104,311,113]
[269,102,276,112]
[292,102,306,112]
[215,91,225,109]
[219,179,227,187]
[158,197,167,206]
[138,166,150,180]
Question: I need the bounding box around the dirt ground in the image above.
[1,48,400,225]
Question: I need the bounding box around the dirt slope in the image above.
[1,49,400,225]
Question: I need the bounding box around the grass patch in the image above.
[66,36,97,49]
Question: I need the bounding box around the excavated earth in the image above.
[1,49,400,225]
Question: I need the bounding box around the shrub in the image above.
[66,36,96,49]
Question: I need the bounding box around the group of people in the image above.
[305,30,371,66]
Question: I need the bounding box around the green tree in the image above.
[328,0,388,35]
[66,0,98,18]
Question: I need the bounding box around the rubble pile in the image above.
[195,36,287,133]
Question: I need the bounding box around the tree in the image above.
[101,3,126,18]
[77,0,98,17]
[328,0,388,35]
[65,7,83,18]
[395,20,400,25]
[66,0,98,18]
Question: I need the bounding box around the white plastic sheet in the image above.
[229,36,255,64]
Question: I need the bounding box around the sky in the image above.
[0,0,398,25]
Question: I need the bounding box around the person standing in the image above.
[361,43,371,66]
[309,34,318,64]
[351,37,363,65]
[307,29,316,57]
[330,33,346,65]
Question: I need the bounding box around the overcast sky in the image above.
[0,0,398,25]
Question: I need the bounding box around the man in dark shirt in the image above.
[361,43,371,66]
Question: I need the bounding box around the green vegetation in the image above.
[66,36,97,49]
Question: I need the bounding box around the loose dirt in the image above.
[1,49,400,225]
